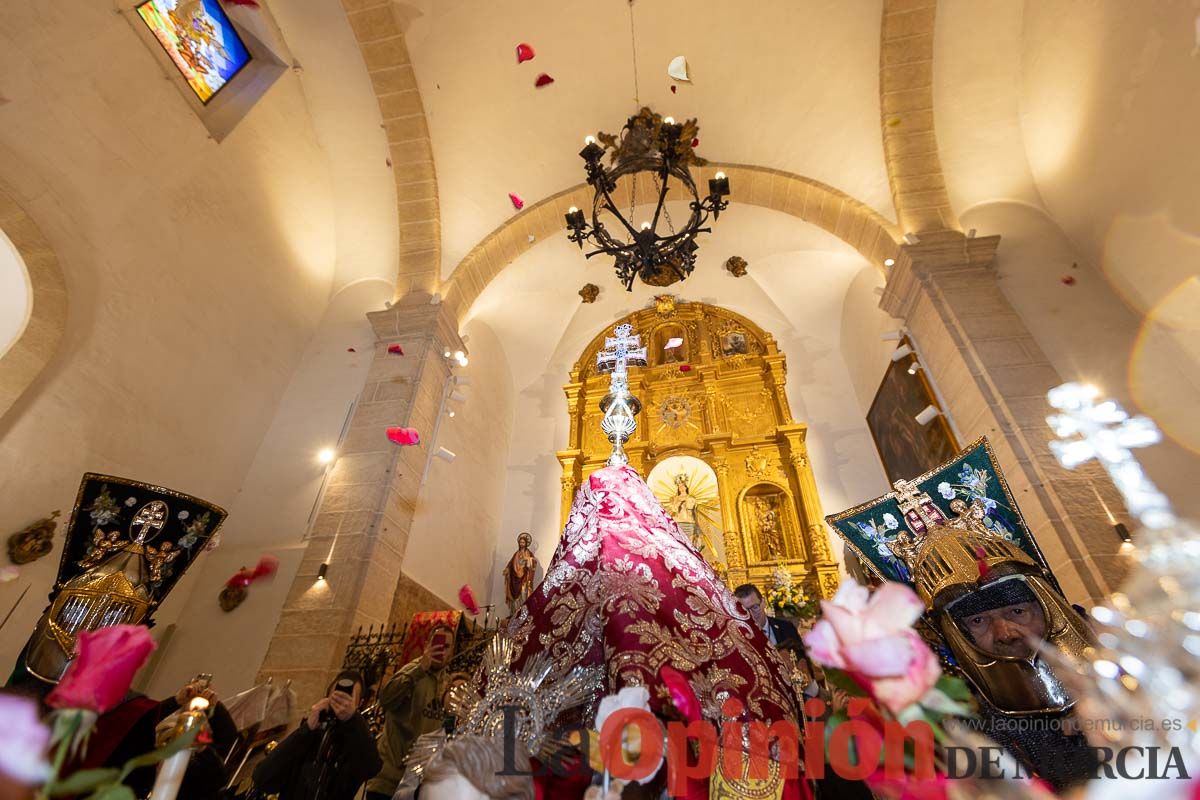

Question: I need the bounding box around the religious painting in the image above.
[866,340,959,485]
[136,0,252,104]
[720,330,749,357]
[648,456,726,571]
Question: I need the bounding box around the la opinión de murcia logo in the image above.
[493,701,1193,793]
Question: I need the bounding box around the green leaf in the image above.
[822,669,869,698]
[85,784,137,800]
[45,768,120,796]
[117,726,199,780]
[935,674,974,703]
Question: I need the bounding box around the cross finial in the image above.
[596,323,647,467]
[1046,382,1175,529]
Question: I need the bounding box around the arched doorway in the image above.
[557,295,840,598]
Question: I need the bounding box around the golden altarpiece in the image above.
[557,296,840,599]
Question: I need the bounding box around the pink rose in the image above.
[804,581,941,714]
[0,695,51,786]
[46,625,156,714]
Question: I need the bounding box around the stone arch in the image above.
[441,164,902,323]
[0,184,67,421]
[342,4,440,297]
[878,0,961,235]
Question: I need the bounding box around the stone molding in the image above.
[0,184,67,424]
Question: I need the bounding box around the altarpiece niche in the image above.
[557,297,840,598]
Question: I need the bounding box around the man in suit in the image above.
[733,583,804,653]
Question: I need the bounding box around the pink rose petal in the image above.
[509,192,525,210]
[387,344,404,356]
[386,427,420,446]
[678,364,692,372]
[516,43,535,63]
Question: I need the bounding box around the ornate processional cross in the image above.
[596,323,648,467]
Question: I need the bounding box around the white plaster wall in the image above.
[960,202,1200,520]
[0,228,31,357]
[142,279,392,698]
[467,207,896,594]
[401,318,515,611]
[839,266,904,415]
[0,2,358,686]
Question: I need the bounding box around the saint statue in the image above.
[755,497,784,560]
[501,532,539,615]
[663,474,700,541]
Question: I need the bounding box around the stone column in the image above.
[880,231,1128,603]
[257,292,462,711]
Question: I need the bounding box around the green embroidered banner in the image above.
[826,437,1050,586]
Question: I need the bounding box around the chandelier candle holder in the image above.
[565,108,730,290]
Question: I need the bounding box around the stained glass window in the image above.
[135,0,251,105]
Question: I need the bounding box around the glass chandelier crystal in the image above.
[564,108,730,291]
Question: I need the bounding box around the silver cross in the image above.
[596,323,647,467]
[1046,382,1174,528]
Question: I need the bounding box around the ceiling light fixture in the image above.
[565,109,729,290]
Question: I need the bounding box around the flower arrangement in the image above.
[765,564,818,622]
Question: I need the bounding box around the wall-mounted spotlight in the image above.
[443,349,452,358]
[907,362,923,376]
[883,258,896,267]
[446,409,456,418]
[451,375,471,386]
[429,293,442,305]
[449,390,467,403]
[435,447,456,463]
[915,404,941,426]
[317,448,336,465]
[890,344,914,362]
[317,562,329,582]
[904,232,921,245]
[881,330,905,342]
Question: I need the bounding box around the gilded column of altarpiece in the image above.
[557,296,840,598]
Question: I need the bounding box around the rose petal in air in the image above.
[1061,275,1076,286]
[670,85,677,94]
[679,364,692,373]
[387,344,404,356]
[667,56,690,82]
[516,43,535,63]
[386,427,421,446]
[509,192,525,210]
[534,73,554,88]
[459,584,480,615]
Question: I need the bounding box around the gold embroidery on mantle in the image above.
[557,298,839,597]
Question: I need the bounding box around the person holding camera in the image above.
[252,670,381,800]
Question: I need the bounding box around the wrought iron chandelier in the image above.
[564,108,730,291]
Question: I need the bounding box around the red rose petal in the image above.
[679,364,692,372]
[508,192,525,210]
[670,85,677,94]
[387,344,404,356]
[535,73,554,88]
[386,427,421,446]
[516,43,535,63]
[347,347,356,352]
[459,584,480,615]
[691,137,699,148]
[1061,275,1076,286]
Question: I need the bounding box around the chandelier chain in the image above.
[628,0,640,107]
